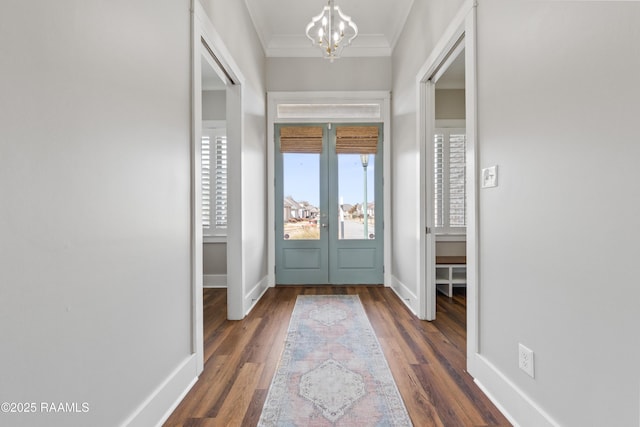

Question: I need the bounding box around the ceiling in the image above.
[244,0,415,58]
[202,1,464,90]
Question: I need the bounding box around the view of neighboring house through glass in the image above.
[282,153,321,240]
[338,153,375,240]
[282,152,376,241]
[279,124,379,242]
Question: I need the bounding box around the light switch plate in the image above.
[482,165,498,188]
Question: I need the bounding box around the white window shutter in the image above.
[434,133,444,228]
[434,129,466,233]
[449,133,466,227]
[202,129,227,236]
[201,136,211,230]
[214,135,227,229]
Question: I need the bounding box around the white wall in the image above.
[203,244,226,275]
[474,1,640,425]
[435,89,465,120]
[199,0,268,316]
[267,57,391,91]
[391,0,465,302]
[202,90,226,120]
[0,1,193,426]
[436,241,465,257]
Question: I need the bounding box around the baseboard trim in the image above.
[124,354,198,427]
[471,354,560,427]
[390,275,418,315]
[244,275,269,316]
[203,274,227,288]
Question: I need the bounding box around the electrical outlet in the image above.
[518,343,535,378]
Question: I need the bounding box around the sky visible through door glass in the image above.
[283,154,375,207]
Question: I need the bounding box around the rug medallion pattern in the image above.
[258,295,413,426]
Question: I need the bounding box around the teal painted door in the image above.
[275,123,383,285]
[275,124,329,284]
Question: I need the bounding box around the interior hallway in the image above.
[164,287,510,426]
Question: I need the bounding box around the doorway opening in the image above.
[200,44,229,289]
[433,51,467,300]
[191,1,244,374]
[267,92,391,288]
[417,1,479,371]
[275,123,384,285]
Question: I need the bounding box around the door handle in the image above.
[321,223,328,228]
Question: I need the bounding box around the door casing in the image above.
[416,0,479,375]
[267,91,392,288]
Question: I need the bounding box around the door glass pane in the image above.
[338,154,375,240]
[282,153,320,240]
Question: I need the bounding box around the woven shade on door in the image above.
[335,126,379,154]
[280,127,323,153]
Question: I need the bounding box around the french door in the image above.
[275,123,383,285]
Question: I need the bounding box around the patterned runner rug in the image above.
[258,295,413,426]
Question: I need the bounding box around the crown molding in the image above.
[265,34,391,58]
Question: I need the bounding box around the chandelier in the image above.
[305,0,358,62]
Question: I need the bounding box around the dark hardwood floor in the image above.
[163,286,511,426]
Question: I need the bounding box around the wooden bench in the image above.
[435,256,466,297]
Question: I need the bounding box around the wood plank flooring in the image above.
[163,286,511,426]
